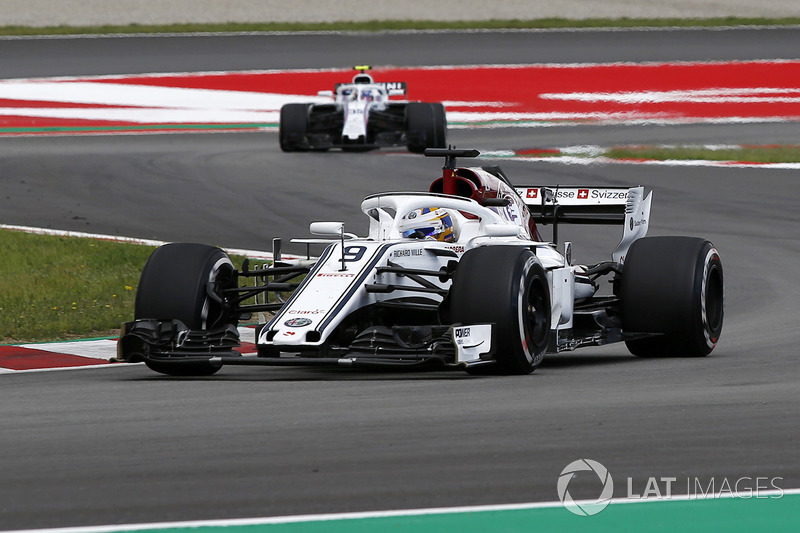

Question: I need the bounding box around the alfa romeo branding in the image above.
[630,217,647,230]
[284,318,312,327]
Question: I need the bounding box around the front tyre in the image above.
[448,246,551,375]
[135,243,236,375]
[620,237,723,357]
[405,102,447,153]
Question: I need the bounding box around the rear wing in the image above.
[515,186,633,224]
[334,81,407,94]
[514,186,652,262]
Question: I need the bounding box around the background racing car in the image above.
[279,66,447,153]
[119,149,724,376]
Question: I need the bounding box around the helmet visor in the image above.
[402,227,438,239]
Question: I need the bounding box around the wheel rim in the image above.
[201,256,234,330]
[526,277,549,348]
[704,263,724,339]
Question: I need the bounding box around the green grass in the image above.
[604,144,800,163]
[0,230,157,343]
[0,229,268,343]
[1,17,800,36]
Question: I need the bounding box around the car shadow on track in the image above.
[540,352,638,369]
[122,351,638,382]
[128,367,476,382]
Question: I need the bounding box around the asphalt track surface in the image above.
[1,29,799,530]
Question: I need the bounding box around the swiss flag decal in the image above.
[578,189,589,199]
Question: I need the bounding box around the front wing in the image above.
[119,320,498,370]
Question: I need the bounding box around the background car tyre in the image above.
[279,103,310,152]
[431,102,447,149]
[405,102,447,153]
[620,236,724,357]
[135,243,236,375]
[448,246,551,374]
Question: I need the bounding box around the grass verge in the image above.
[1,17,800,36]
[0,230,156,343]
[604,144,800,163]
[0,230,265,343]
[504,144,800,163]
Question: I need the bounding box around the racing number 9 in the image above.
[343,246,367,262]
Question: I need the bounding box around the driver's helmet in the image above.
[398,207,455,242]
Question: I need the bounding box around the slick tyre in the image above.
[449,246,551,375]
[405,102,447,153]
[135,243,236,375]
[620,237,724,357]
[279,103,310,152]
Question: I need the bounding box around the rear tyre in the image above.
[135,243,236,375]
[405,102,447,153]
[279,103,310,152]
[448,246,551,375]
[620,237,723,357]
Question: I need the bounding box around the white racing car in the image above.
[279,66,447,153]
[118,149,724,376]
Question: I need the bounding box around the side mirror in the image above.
[309,221,344,236]
[317,90,334,97]
[484,224,520,237]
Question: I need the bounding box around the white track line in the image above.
[0,224,303,261]
[5,488,799,533]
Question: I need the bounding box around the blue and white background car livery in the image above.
[279,66,447,153]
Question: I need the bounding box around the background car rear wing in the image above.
[334,81,407,94]
[514,186,652,262]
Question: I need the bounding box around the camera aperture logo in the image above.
[557,459,614,516]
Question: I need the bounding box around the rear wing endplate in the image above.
[514,186,652,262]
